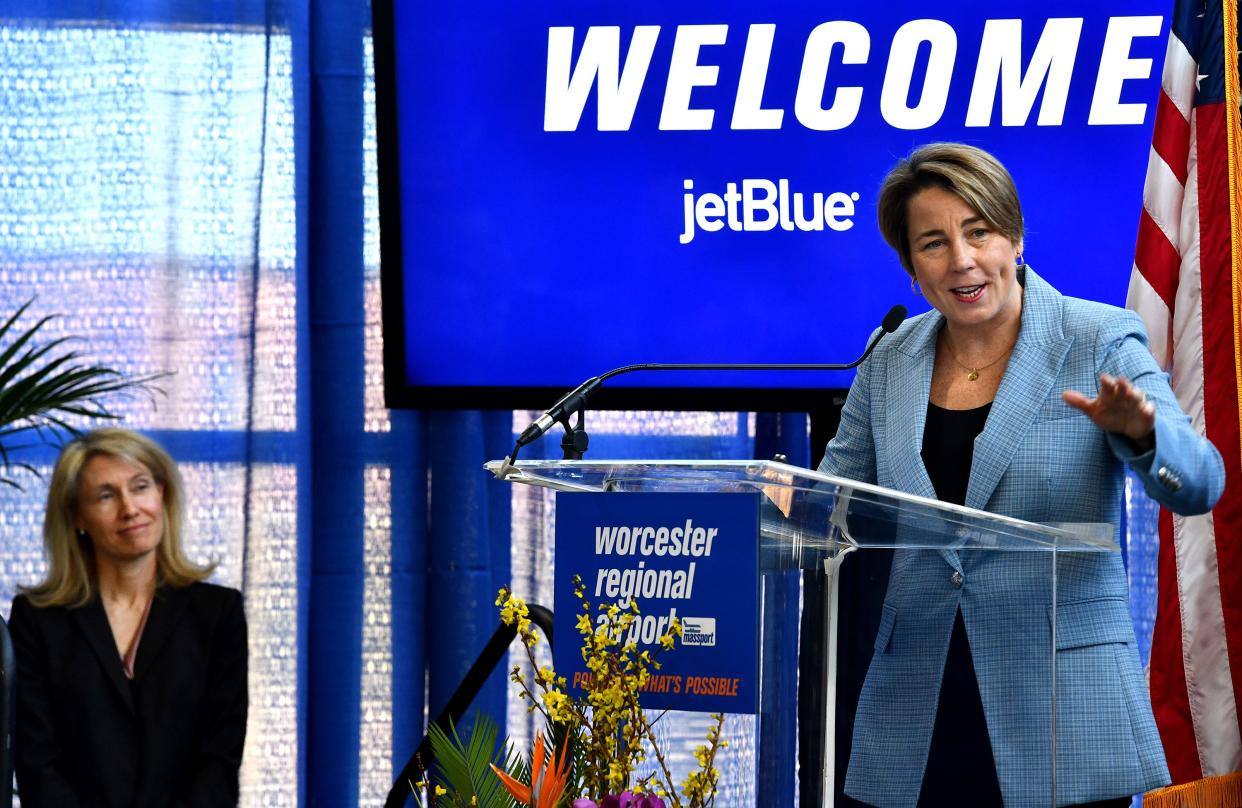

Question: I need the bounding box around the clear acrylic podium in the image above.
[486,458,1117,808]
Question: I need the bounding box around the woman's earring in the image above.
[1016,254,1025,267]
[910,276,921,295]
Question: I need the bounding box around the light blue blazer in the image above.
[818,268,1224,807]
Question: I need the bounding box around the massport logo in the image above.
[681,617,717,647]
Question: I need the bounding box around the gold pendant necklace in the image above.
[943,337,1014,382]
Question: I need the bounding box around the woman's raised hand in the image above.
[1063,373,1156,448]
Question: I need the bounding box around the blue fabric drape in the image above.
[426,412,512,742]
[305,0,367,801]
[388,408,429,795]
[303,2,515,802]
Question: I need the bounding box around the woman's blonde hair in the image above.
[877,142,1025,277]
[22,428,213,608]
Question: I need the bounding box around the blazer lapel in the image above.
[71,599,136,714]
[966,269,1072,510]
[888,311,939,501]
[135,584,192,681]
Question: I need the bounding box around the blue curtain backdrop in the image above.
[0,1,1163,806]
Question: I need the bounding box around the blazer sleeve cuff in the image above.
[1110,415,1225,515]
[1106,428,1156,471]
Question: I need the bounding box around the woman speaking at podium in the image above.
[817,143,1224,807]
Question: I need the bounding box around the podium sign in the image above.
[554,491,761,713]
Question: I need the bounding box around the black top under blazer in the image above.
[9,581,248,808]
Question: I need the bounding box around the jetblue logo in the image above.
[681,179,857,244]
[682,617,717,647]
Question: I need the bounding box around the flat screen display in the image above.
[373,0,1167,410]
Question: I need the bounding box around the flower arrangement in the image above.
[411,576,728,808]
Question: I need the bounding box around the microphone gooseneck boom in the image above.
[501,304,907,471]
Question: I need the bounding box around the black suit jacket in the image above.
[9,582,248,808]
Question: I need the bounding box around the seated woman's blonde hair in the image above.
[22,428,213,608]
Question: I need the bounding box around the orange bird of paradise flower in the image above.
[491,734,571,808]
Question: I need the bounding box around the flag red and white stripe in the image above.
[1128,0,1242,800]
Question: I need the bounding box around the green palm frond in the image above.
[463,715,515,808]
[427,715,520,808]
[426,722,472,801]
[0,299,165,487]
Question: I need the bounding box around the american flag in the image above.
[1128,0,1242,801]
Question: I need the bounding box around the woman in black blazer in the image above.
[8,428,247,808]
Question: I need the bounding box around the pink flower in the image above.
[591,792,666,808]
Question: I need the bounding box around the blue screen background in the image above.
[389,0,1166,395]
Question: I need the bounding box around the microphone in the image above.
[502,304,907,470]
[513,375,603,453]
[879,303,906,334]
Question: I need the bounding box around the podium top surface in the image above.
[485,458,1117,554]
